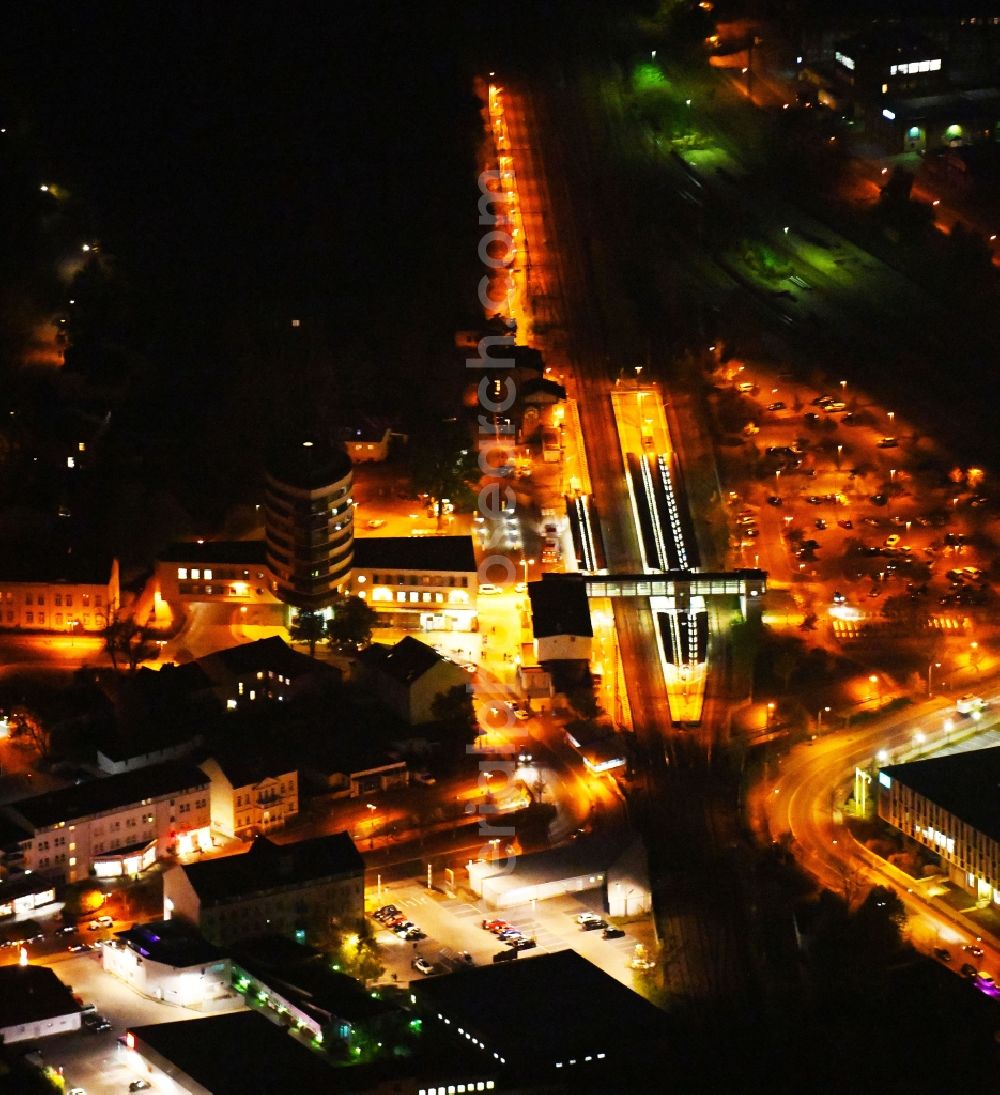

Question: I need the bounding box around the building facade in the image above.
[155,541,280,609]
[264,439,355,611]
[0,556,119,632]
[199,756,299,839]
[357,636,469,725]
[879,747,1000,905]
[3,763,211,883]
[351,535,478,631]
[163,833,364,945]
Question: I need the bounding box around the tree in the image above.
[289,611,326,659]
[327,595,376,654]
[17,710,53,764]
[430,685,477,767]
[407,421,480,530]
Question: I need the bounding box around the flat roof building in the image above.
[879,745,1000,905]
[0,964,81,1044]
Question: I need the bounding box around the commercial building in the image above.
[3,762,211,883]
[351,534,478,631]
[411,950,669,1088]
[154,539,280,609]
[124,1011,336,1093]
[879,746,1000,904]
[0,873,57,921]
[467,826,651,914]
[199,755,299,839]
[102,919,233,1009]
[264,439,355,611]
[231,935,401,1046]
[163,832,364,945]
[0,545,119,632]
[0,965,81,1043]
[356,635,469,725]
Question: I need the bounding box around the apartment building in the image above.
[0,548,119,632]
[163,833,364,945]
[199,755,299,839]
[3,762,211,883]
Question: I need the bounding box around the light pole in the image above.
[887,410,895,428]
[943,718,953,746]
[366,803,377,850]
[817,705,831,735]
[927,660,941,696]
[869,674,880,710]
[521,557,535,587]
[970,641,980,676]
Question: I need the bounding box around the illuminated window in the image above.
[204,568,212,580]
[356,575,366,584]
[396,592,407,602]
[69,857,76,867]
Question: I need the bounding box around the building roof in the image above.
[352,535,477,573]
[266,439,351,490]
[357,636,450,685]
[196,635,330,682]
[175,833,363,907]
[205,750,296,790]
[882,745,1000,841]
[413,949,668,1073]
[159,540,269,565]
[520,377,566,402]
[114,919,224,968]
[0,872,56,903]
[473,826,641,892]
[231,936,397,1024]
[0,965,79,1029]
[0,539,114,585]
[130,1011,335,1093]
[3,762,209,832]
[528,574,593,640]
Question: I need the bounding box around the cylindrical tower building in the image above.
[264,439,354,611]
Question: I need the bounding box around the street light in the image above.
[927,660,941,696]
[869,673,880,710]
[887,411,895,426]
[943,718,953,745]
[817,705,832,735]
[913,731,926,747]
[521,557,535,586]
[366,803,377,850]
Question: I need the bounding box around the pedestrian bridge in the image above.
[583,568,766,617]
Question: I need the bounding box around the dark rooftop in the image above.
[159,539,269,565]
[176,833,363,906]
[528,574,593,640]
[520,377,566,401]
[352,535,477,573]
[0,872,58,903]
[205,750,297,790]
[266,438,352,490]
[0,538,114,584]
[357,635,450,685]
[231,936,398,1024]
[413,950,668,1075]
[114,919,224,968]
[129,1011,335,1093]
[4,762,208,831]
[0,965,79,1028]
[882,745,1000,841]
[196,635,331,681]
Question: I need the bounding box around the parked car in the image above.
[932,947,951,962]
[404,928,426,942]
[482,919,510,934]
[492,948,518,963]
[602,927,626,939]
[963,944,985,959]
[478,583,502,595]
[576,912,603,926]
[69,943,93,953]
[580,918,608,932]
[373,905,399,921]
[961,963,979,979]
[129,1082,152,1092]
[507,936,537,950]
[392,921,416,937]
[411,957,435,975]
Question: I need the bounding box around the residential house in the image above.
[200,755,299,839]
[356,635,468,725]
[0,965,82,1043]
[0,543,118,632]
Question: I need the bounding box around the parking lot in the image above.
[31,950,226,1094]
[369,882,653,990]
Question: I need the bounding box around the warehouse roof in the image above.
[0,965,79,1029]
